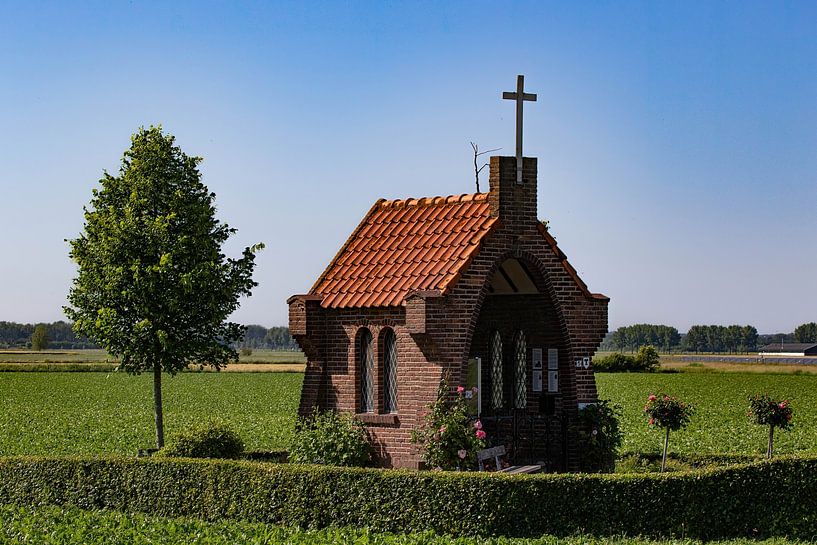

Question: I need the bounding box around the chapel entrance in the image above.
[467,258,570,471]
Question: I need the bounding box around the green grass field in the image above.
[596,373,817,456]
[1,371,816,458]
[0,503,810,545]
[0,372,302,456]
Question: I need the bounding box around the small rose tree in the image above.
[644,393,694,472]
[411,381,486,470]
[748,394,793,458]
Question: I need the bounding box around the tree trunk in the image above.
[153,364,164,449]
[767,425,774,459]
[661,427,670,472]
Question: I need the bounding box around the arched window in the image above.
[489,330,504,410]
[513,330,527,409]
[382,329,398,413]
[358,328,374,413]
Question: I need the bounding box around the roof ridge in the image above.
[379,193,488,209]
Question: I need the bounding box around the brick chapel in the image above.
[288,77,608,470]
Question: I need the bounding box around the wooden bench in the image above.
[476,445,542,474]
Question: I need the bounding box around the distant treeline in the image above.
[238,325,298,350]
[683,325,759,353]
[602,322,817,353]
[0,321,298,351]
[0,321,96,349]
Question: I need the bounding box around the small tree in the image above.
[748,394,793,458]
[644,393,694,472]
[634,345,660,371]
[30,324,49,351]
[65,126,262,449]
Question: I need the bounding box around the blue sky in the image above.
[1,1,815,333]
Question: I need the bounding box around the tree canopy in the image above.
[794,322,817,343]
[610,324,681,352]
[65,126,262,446]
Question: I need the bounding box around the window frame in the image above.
[382,328,398,414]
[513,330,527,409]
[357,328,375,413]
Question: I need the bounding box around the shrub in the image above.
[240,347,253,357]
[594,346,660,373]
[289,410,371,467]
[411,381,486,470]
[592,352,635,372]
[644,393,694,472]
[749,394,793,458]
[577,400,621,473]
[2,455,817,539]
[157,420,244,459]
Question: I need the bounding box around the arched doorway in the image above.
[467,257,571,470]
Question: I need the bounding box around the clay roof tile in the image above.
[310,192,497,308]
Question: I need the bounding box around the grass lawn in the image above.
[0,372,302,456]
[0,503,812,545]
[596,373,817,456]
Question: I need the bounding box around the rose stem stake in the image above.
[661,426,671,473]
[768,424,774,459]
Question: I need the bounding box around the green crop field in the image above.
[596,373,817,456]
[0,349,305,365]
[0,372,302,456]
[0,503,810,545]
[1,371,817,458]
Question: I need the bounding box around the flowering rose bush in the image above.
[644,393,694,472]
[748,394,793,458]
[644,393,694,431]
[411,380,487,470]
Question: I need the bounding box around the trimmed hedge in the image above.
[0,455,816,539]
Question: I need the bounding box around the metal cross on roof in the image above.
[502,74,537,183]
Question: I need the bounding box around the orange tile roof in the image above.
[311,193,497,308]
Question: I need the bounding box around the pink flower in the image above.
[649,418,655,425]
[474,420,483,430]
[439,426,446,434]
[648,394,656,402]
[456,386,465,394]
[472,386,479,393]
[476,429,487,440]
[779,402,787,409]
[663,395,670,401]
[458,449,467,459]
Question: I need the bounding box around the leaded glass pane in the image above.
[514,330,527,408]
[359,329,374,413]
[383,329,398,413]
[490,331,504,410]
